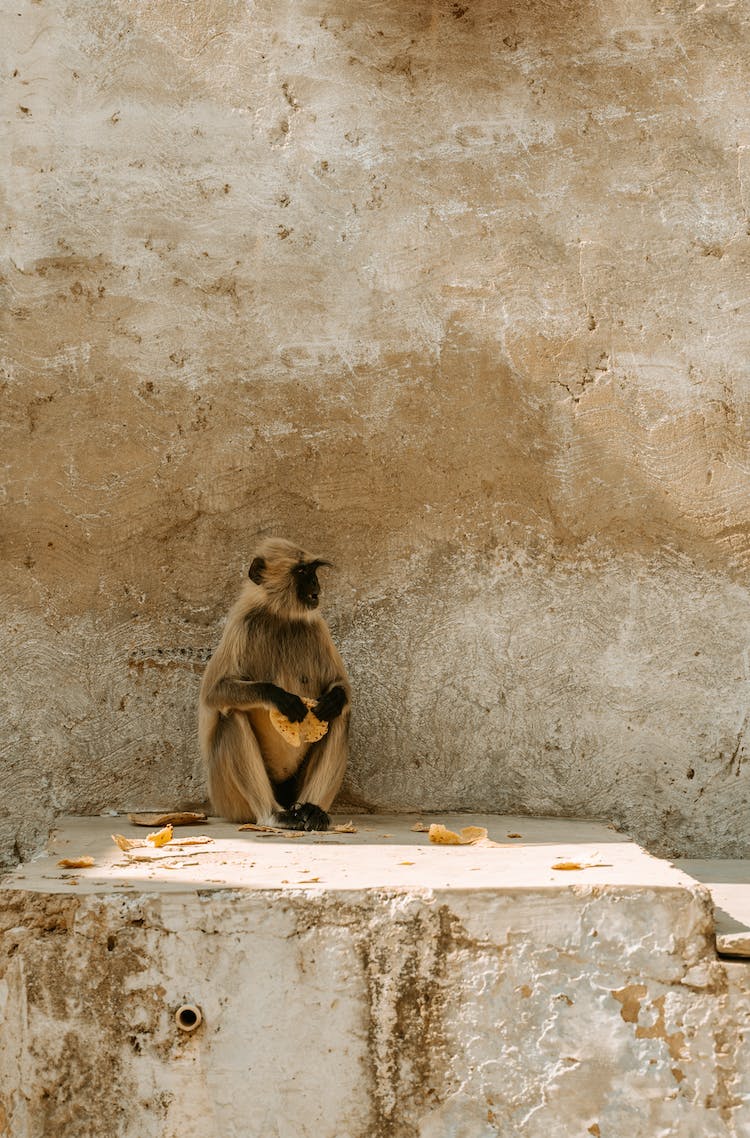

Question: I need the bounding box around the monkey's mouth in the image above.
[302,594,320,609]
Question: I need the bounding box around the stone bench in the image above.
[1,814,749,1137]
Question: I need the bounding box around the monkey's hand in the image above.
[314,685,348,723]
[276,803,330,832]
[265,685,308,723]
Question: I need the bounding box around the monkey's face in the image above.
[247,542,332,617]
[293,561,324,609]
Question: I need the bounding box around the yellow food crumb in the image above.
[429,824,489,846]
[146,824,174,847]
[112,833,142,851]
[269,697,329,746]
[551,860,610,871]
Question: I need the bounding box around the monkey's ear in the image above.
[248,557,266,584]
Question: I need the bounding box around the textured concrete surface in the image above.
[4,815,750,1138]
[4,1,750,861]
[678,859,750,958]
[0,812,674,894]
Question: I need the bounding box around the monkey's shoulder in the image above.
[242,608,330,645]
[238,608,340,674]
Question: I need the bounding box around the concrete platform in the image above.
[2,815,750,1138]
[6,812,693,895]
[676,859,750,958]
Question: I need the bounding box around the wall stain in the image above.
[128,647,211,676]
[611,985,684,1060]
[359,905,459,1137]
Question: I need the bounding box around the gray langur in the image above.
[199,538,351,831]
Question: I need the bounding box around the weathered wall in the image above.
[6,814,749,1137]
[4,0,750,860]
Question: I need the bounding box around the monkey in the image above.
[198,538,351,831]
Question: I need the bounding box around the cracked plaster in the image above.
[3,0,750,860]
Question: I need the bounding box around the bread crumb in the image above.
[270,698,328,746]
[146,824,173,847]
[429,824,488,846]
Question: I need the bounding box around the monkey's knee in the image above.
[206,722,279,824]
[296,735,348,813]
[207,763,252,823]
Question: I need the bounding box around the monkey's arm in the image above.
[314,683,349,723]
[203,679,308,722]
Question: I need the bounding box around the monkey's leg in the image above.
[207,713,281,825]
[278,715,350,832]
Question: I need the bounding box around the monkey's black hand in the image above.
[314,685,347,723]
[266,685,308,723]
[276,803,330,832]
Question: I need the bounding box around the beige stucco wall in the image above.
[4,0,750,860]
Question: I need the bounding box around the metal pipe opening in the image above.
[175,1004,203,1033]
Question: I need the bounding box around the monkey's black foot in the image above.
[276,803,330,832]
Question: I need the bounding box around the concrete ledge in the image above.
[677,859,750,959]
[1,815,749,1137]
[5,812,697,895]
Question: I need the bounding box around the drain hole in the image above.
[175,1004,202,1033]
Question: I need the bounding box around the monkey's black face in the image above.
[293,561,323,609]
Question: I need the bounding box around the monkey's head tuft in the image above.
[247,538,332,618]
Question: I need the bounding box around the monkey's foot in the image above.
[276,803,331,832]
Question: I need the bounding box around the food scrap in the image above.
[146,824,173,847]
[237,824,306,837]
[238,821,356,836]
[410,822,430,832]
[128,811,207,827]
[112,833,141,851]
[429,824,491,846]
[57,856,94,869]
[112,833,213,852]
[551,860,611,871]
[269,698,328,747]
